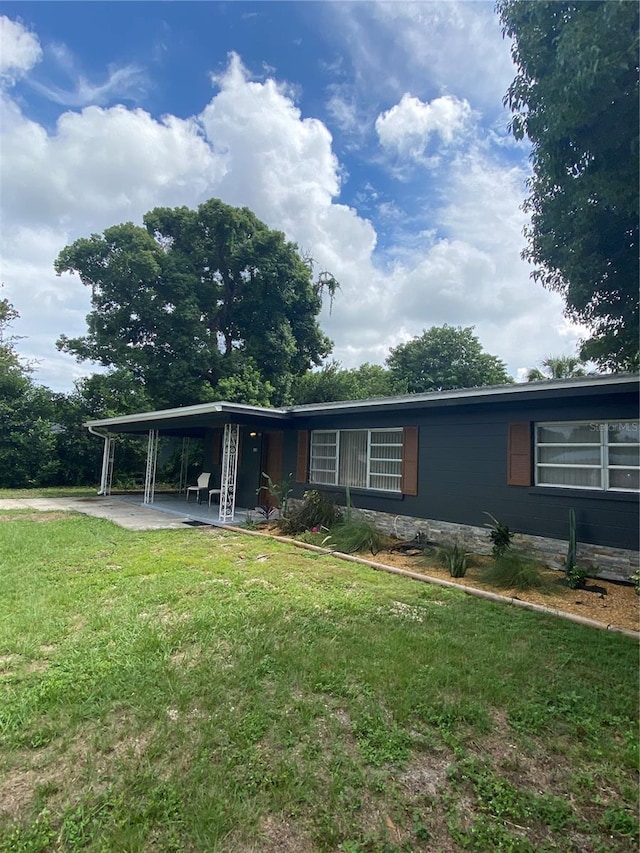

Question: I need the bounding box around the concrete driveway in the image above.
[0,497,192,531]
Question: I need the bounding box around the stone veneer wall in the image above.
[289,500,637,583]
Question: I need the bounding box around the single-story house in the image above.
[85,373,639,581]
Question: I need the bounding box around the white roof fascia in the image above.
[84,401,287,429]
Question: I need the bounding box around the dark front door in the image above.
[259,431,283,507]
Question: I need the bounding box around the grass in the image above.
[0,511,638,852]
[0,486,99,499]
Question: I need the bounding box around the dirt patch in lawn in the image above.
[0,511,71,523]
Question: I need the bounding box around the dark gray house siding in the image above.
[287,384,639,553]
[84,375,639,575]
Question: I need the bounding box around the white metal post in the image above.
[99,434,115,496]
[143,429,159,504]
[219,423,240,523]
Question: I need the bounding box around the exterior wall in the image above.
[341,505,637,583]
[287,386,639,572]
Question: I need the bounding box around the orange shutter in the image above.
[296,430,309,483]
[508,422,532,486]
[401,426,419,495]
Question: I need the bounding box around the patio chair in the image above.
[208,488,222,508]
[186,472,211,504]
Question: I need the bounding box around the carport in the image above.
[85,401,289,523]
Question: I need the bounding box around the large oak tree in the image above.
[56,199,334,408]
[498,0,639,371]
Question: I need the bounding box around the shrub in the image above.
[566,565,588,589]
[437,543,469,578]
[278,489,342,535]
[328,519,384,555]
[484,512,513,559]
[481,552,551,592]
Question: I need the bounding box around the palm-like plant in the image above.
[526,355,587,382]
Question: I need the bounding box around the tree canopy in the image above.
[55,199,334,408]
[291,361,406,404]
[386,325,512,393]
[498,0,639,371]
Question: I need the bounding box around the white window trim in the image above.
[310,428,403,493]
[535,419,639,493]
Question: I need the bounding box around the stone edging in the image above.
[220,526,640,641]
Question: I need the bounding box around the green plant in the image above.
[278,489,342,535]
[483,512,513,559]
[255,502,277,522]
[257,472,293,518]
[241,512,258,530]
[328,519,384,555]
[481,552,552,591]
[566,565,588,590]
[631,568,640,595]
[437,543,469,578]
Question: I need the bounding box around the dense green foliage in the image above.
[56,198,335,408]
[292,360,406,404]
[498,0,639,371]
[0,298,149,488]
[0,515,637,851]
[526,354,588,381]
[386,325,512,392]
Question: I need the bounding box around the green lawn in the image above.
[0,511,637,852]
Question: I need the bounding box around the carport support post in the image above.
[143,429,159,505]
[219,423,239,523]
[98,434,114,496]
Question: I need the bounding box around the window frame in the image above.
[535,419,639,493]
[309,427,404,493]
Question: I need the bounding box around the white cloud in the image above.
[0,16,42,81]
[329,2,516,114]
[30,63,146,108]
[376,93,472,160]
[0,36,582,393]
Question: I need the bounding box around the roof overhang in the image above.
[84,374,639,436]
[84,401,289,436]
[288,373,639,417]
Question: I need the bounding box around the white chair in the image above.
[208,488,222,508]
[186,472,211,504]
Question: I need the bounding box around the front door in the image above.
[259,431,283,508]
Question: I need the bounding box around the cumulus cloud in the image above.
[0,16,42,82]
[0,30,581,392]
[376,93,472,160]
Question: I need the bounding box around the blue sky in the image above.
[0,1,584,393]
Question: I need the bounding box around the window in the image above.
[309,429,403,492]
[535,420,639,492]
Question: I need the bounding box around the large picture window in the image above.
[309,429,403,492]
[535,420,639,492]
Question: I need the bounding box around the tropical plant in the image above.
[437,543,469,578]
[484,512,513,559]
[257,472,293,519]
[526,355,588,382]
[278,489,342,535]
